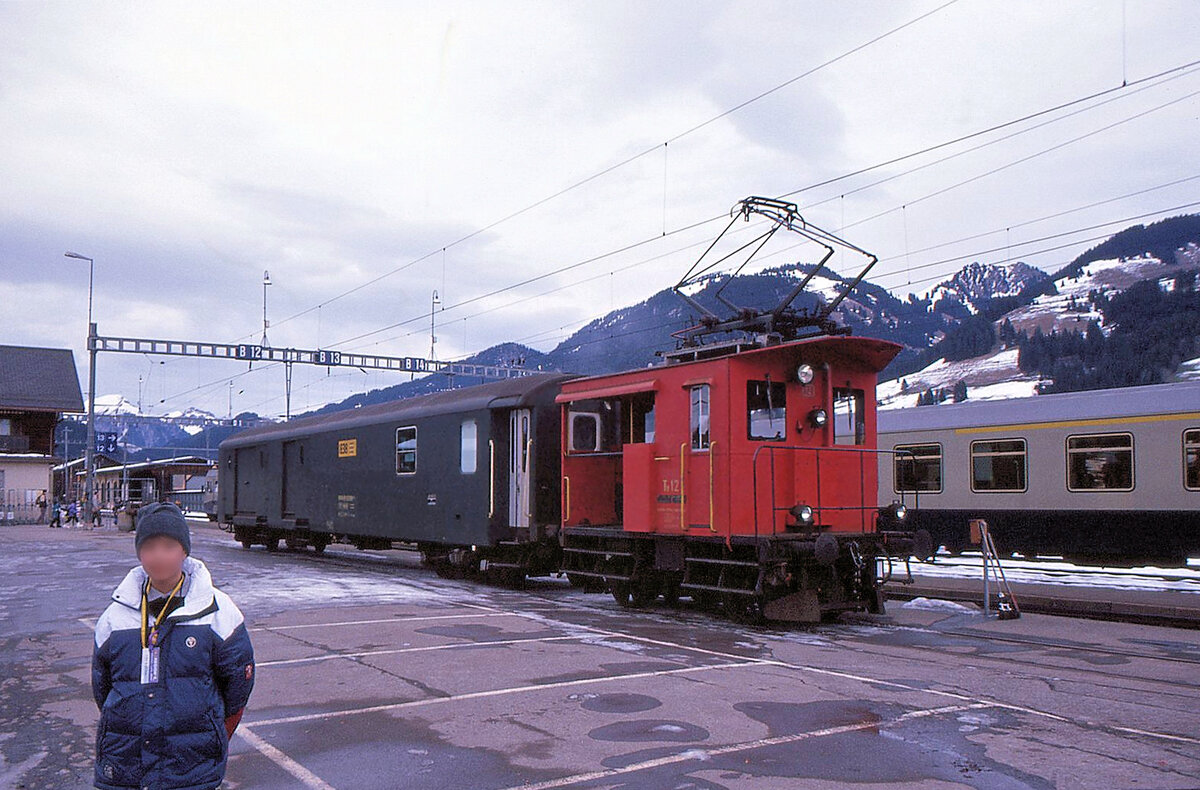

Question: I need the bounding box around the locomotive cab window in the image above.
[690,385,710,451]
[396,426,417,475]
[621,392,656,444]
[833,388,866,446]
[894,443,942,493]
[747,380,786,441]
[1067,433,1133,492]
[567,399,622,454]
[1187,429,1200,491]
[970,439,1026,492]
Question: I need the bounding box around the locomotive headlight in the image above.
[795,363,815,385]
[891,503,908,521]
[790,503,814,524]
[808,408,828,428]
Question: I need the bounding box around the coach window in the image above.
[396,426,417,475]
[747,380,786,441]
[1066,433,1134,492]
[690,385,710,450]
[970,439,1026,492]
[1185,430,1200,490]
[833,388,866,446]
[460,419,477,474]
[894,443,942,493]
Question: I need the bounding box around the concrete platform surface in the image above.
[2,523,1198,789]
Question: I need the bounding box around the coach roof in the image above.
[878,379,1200,434]
[221,372,574,448]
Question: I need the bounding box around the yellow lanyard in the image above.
[141,574,184,649]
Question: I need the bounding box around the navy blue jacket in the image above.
[92,557,255,790]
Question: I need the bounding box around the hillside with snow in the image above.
[879,218,1200,408]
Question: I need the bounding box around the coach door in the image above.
[509,409,532,529]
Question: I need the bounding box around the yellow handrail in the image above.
[679,443,687,530]
[562,475,571,522]
[708,441,717,533]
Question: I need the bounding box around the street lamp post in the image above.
[64,251,96,529]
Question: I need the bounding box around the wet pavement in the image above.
[2,523,1198,789]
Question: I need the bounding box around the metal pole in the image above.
[430,290,440,362]
[261,270,271,348]
[66,252,97,529]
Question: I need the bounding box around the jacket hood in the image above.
[110,555,217,619]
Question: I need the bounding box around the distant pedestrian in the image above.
[66,500,78,526]
[91,497,103,529]
[92,502,255,790]
[36,490,47,524]
[49,498,62,528]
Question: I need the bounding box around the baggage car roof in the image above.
[221,372,574,448]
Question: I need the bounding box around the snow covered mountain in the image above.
[926,261,1050,317]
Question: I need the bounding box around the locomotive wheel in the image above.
[610,577,657,608]
[239,538,253,550]
[722,591,764,625]
[311,536,328,554]
[662,578,682,608]
[265,538,282,552]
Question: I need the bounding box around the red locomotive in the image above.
[558,197,928,621]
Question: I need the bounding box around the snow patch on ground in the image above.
[900,597,978,613]
[909,552,1200,594]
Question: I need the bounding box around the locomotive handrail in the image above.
[679,443,687,531]
[750,445,919,539]
[562,475,571,523]
[708,441,718,534]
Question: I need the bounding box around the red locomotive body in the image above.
[557,197,927,622]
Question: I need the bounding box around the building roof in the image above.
[878,380,1200,434]
[90,455,211,477]
[0,345,85,413]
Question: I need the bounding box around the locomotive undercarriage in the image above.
[561,527,919,623]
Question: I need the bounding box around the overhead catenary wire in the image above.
[248,0,962,342]
[330,73,1200,353]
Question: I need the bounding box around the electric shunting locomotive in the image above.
[218,197,930,623]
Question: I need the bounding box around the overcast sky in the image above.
[2,1,1198,419]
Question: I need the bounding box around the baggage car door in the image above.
[509,409,532,529]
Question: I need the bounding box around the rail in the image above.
[750,445,919,539]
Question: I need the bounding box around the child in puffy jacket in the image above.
[92,502,255,790]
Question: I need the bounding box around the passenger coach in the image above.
[879,380,1200,565]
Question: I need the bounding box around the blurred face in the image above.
[138,536,187,591]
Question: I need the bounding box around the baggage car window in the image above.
[894,443,942,493]
[395,427,417,475]
[1187,429,1200,491]
[460,420,477,474]
[1066,433,1133,492]
[833,388,866,446]
[970,439,1026,492]
[747,380,786,441]
[690,385,710,451]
